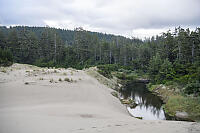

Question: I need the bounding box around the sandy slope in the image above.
[0,63,199,133]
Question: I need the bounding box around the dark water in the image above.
[120,82,167,120]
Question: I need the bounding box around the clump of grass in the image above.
[70,71,73,75]
[86,67,117,90]
[164,95,185,116]
[64,77,70,82]
[58,78,62,82]
[147,84,178,103]
[79,78,82,80]
[120,99,133,104]
[63,72,67,76]
[54,70,57,73]
[1,69,7,73]
[49,78,54,83]
[114,72,138,81]
[164,95,200,121]
[39,77,44,80]
[42,72,47,75]
[64,77,75,83]
[148,84,158,91]
[111,91,118,98]
[135,117,143,120]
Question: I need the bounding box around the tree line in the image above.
[0,26,142,68]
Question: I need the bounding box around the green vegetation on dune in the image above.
[86,67,119,90]
[96,64,147,82]
[148,84,200,121]
[97,64,119,79]
[164,95,200,121]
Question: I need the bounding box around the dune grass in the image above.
[164,95,200,121]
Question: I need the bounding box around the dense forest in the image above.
[0,26,142,67]
[0,26,200,96]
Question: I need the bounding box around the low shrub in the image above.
[49,78,54,83]
[115,72,126,80]
[97,64,119,79]
[184,82,200,96]
[115,72,138,81]
[34,59,55,68]
[64,77,70,82]
[1,69,7,73]
[118,68,132,74]
[39,77,44,80]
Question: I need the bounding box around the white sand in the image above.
[0,63,199,133]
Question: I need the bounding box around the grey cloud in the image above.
[0,0,199,37]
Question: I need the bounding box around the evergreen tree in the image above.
[148,53,162,83]
[158,58,175,83]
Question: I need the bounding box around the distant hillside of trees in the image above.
[0,26,142,46]
[0,26,142,67]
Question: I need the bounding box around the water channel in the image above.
[120,82,168,120]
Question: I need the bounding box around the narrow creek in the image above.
[120,82,169,120]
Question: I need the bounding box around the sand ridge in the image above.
[0,63,199,133]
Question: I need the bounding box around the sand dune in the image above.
[0,63,199,133]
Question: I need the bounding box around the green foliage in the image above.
[148,53,162,82]
[0,48,13,66]
[34,58,55,68]
[118,68,132,74]
[64,77,70,82]
[97,64,118,78]
[174,75,190,85]
[58,78,62,82]
[115,72,138,81]
[147,83,157,91]
[97,64,122,79]
[157,58,175,83]
[164,95,200,121]
[164,81,180,89]
[111,91,118,98]
[114,72,126,80]
[98,64,119,72]
[124,73,138,81]
[97,69,110,78]
[184,82,200,95]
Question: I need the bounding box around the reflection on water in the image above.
[120,83,166,120]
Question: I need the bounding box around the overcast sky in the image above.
[0,0,199,39]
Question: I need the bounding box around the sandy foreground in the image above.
[0,64,199,133]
